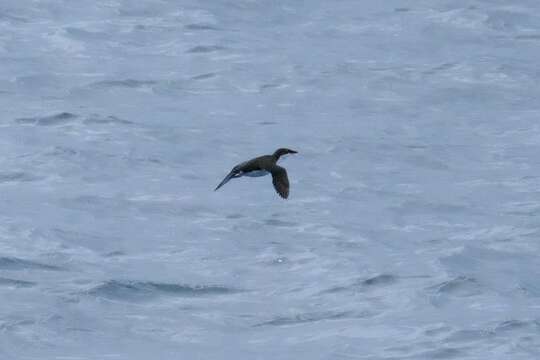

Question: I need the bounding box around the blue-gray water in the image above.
[1,1,540,359]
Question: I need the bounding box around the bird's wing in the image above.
[270,165,289,199]
[235,157,264,173]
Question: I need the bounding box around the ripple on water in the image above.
[190,73,217,80]
[264,219,297,227]
[494,319,540,333]
[88,79,157,89]
[515,34,540,41]
[428,276,483,306]
[255,310,354,327]
[0,318,35,332]
[435,277,480,295]
[86,280,238,302]
[418,347,463,359]
[321,274,398,294]
[15,112,77,126]
[361,274,398,286]
[83,115,134,126]
[186,45,225,53]
[64,27,109,40]
[0,257,63,271]
[0,277,36,288]
[0,172,41,183]
[444,329,494,344]
[184,23,219,31]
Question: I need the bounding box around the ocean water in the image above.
[1,1,540,359]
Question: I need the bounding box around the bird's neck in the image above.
[272,150,285,161]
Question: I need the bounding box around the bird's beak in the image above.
[289,150,298,154]
[214,171,235,191]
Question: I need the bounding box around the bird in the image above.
[214,148,298,199]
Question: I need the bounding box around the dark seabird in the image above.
[214,148,298,199]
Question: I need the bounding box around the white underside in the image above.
[244,170,269,177]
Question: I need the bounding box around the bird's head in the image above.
[273,148,298,160]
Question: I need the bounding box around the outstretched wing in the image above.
[270,165,289,199]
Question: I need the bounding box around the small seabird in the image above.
[214,148,298,199]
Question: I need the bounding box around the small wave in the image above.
[270,257,288,265]
[264,219,297,227]
[424,325,452,337]
[0,318,35,331]
[0,172,41,183]
[444,329,493,343]
[423,62,457,76]
[0,257,62,271]
[64,27,108,40]
[515,34,540,41]
[320,285,349,294]
[0,12,28,23]
[186,45,225,53]
[494,319,539,333]
[15,112,77,126]
[184,24,219,31]
[86,280,237,302]
[361,274,397,286]
[47,146,78,157]
[518,278,540,297]
[431,276,481,297]
[321,274,398,294]
[0,277,35,288]
[260,83,287,91]
[191,73,217,80]
[418,347,462,359]
[485,10,534,32]
[428,276,483,306]
[103,251,126,258]
[256,311,353,327]
[89,79,156,89]
[83,115,134,125]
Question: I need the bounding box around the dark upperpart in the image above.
[272,148,298,160]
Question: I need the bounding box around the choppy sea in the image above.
[1,1,539,359]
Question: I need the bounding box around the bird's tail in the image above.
[214,171,235,191]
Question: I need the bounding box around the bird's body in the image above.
[214,148,297,199]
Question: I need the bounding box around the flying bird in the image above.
[214,148,298,199]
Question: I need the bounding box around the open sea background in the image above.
[1,0,540,359]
